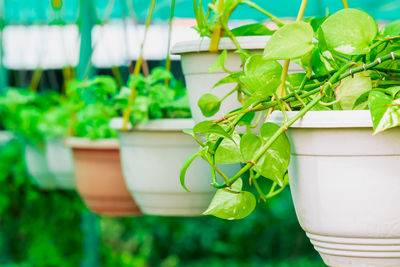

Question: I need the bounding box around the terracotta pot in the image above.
[66,137,141,216]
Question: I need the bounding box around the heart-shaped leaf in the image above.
[203,179,256,220]
[198,93,221,117]
[320,8,377,55]
[369,91,400,134]
[215,132,242,164]
[264,21,314,60]
[240,54,282,96]
[336,72,372,110]
[209,50,228,73]
[193,121,233,141]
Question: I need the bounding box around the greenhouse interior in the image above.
[1,0,400,266]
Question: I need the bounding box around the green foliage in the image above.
[320,9,377,56]
[264,21,314,60]
[116,67,191,126]
[0,140,83,266]
[198,93,221,117]
[203,179,256,220]
[186,5,400,219]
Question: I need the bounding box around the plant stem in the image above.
[342,0,349,8]
[241,0,285,26]
[209,0,224,52]
[164,0,175,86]
[121,0,156,131]
[30,68,43,92]
[296,0,308,21]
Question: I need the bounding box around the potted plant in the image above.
[171,0,305,123]
[110,66,235,216]
[63,76,141,216]
[0,88,68,189]
[180,0,400,265]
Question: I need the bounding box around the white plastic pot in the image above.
[112,118,237,216]
[24,144,58,190]
[172,36,303,123]
[46,138,75,189]
[0,131,13,145]
[271,110,400,267]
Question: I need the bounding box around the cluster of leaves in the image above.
[0,88,64,144]
[193,0,277,39]
[183,8,400,220]
[115,67,191,126]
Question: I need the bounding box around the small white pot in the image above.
[24,144,58,190]
[271,110,400,267]
[46,138,75,189]
[0,131,13,145]
[172,36,303,123]
[112,118,237,216]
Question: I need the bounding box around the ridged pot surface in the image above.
[271,111,400,267]
[68,138,141,217]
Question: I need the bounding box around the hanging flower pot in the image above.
[66,137,141,217]
[24,144,59,190]
[271,110,400,267]
[45,138,75,189]
[111,118,237,216]
[172,36,303,123]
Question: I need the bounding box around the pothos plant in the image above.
[180,1,400,220]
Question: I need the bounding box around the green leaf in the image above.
[240,123,290,185]
[209,50,228,73]
[258,123,291,186]
[180,147,207,192]
[264,21,314,60]
[215,132,242,164]
[231,23,275,36]
[198,93,221,117]
[380,20,400,38]
[213,72,242,88]
[203,179,256,220]
[193,121,233,141]
[92,76,118,94]
[336,72,372,110]
[320,8,377,55]
[386,86,400,99]
[369,91,400,134]
[239,54,282,95]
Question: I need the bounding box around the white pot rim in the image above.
[65,137,119,149]
[171,36,270,55]
[270,110,373,128]
[110,118,195,132]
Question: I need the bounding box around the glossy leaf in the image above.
[215,132,243,164]
[336,72,372,110]
[198,94,221,117]
[209,50,228,73]
[203,179,256,220]
[369,91,400,134]
[320,8,377,55]
[380,20,400,38]
[193,121,233,141]
[239,54,282,95]
[240,124,290,186]
[213,72,242,88]
[231,23,275,36]
[258,123,291,186]
[264,21,314,60]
